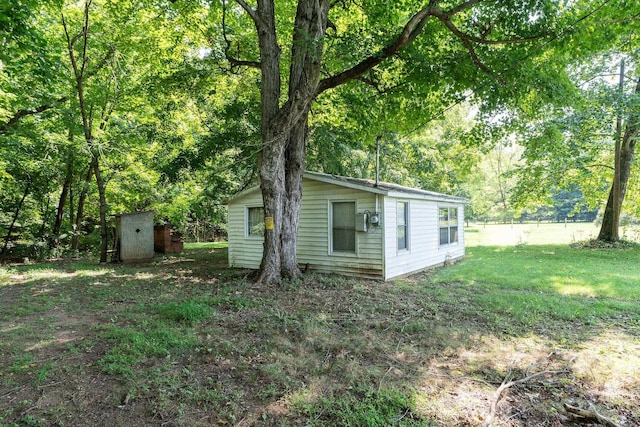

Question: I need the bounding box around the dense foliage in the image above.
[1,0,638,260]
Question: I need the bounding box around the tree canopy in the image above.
[1,0,639,268]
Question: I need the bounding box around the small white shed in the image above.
[115,211,154,262]
[227,171,467,280]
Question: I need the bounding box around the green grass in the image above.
[428,245,640,335]
[1,239,639,426]
[465,221,640,246]
[292,386,431,426]
[183,241,228,250]
[156,300,215,324]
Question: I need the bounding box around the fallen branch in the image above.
[564,403,624,427]
[484,368,570,427]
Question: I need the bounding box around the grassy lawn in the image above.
[0,236,638,426]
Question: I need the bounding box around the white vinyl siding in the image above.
[384,199,465,280]
[298,179,382,277]
[227,192,265,269]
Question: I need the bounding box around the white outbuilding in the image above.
[227,171,467,280]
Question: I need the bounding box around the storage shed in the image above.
[227,172,467,280]
[114,211,154,262]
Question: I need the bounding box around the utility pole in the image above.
[612,58,625,241]
[375,135,381,187]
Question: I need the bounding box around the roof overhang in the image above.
[226,171,469,204]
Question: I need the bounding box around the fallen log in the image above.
[564,403,623,427]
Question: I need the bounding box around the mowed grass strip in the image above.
[427,245,640,335]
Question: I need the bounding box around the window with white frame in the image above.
[439,207,458,245]
[247,207,265,237]
[397,201,409,250]
[331,201,356,253]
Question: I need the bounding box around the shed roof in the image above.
[229,171,468,204]
[305,171,468,203]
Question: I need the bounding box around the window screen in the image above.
[332,202,355,252]
[247,207,265,237]
[397,202,408,250]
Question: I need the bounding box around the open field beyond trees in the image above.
[1,227,639,426]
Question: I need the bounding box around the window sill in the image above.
[329,251,358,257]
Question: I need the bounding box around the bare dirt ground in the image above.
[1,247,638,426]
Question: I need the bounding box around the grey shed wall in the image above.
[116,211,154,261]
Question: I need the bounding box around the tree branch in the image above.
[0,97,68,134]
[586,163,615,171]
[85,44,116,81]
[459,36,507,85]
[235,0,261,26]
[316,0,542,96]
[433,7,542,45]
[223,0,261,70]
[484,368,570,427]
[316,2,437,95]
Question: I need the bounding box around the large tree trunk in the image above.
[251,0,328,284]
[597,75,640,242]
[257,135,286,284]
[239,1,480,283]
[253,0,285,284]
[280,117,307,278]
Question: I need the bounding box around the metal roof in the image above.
[304,171,469,203]
[228,171,469,204]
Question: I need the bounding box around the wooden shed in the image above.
[114,211,154,262]
[227,172,467,280]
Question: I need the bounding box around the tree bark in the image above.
[51,143,74,248]
[93,156,109,262]
[253,0,285,284]
[2,181,31,254]
[281,117,308,278]
[597,74,640,242]
[71,163,93,251]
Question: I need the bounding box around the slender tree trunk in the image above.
[597,74,640,242]
[51,146,74,248]
[63,2,111,262]
[38,194,52,238]
[597,122,638,241]
[93,156,109,262]
[2,181,31,253]
[71,164,93,250]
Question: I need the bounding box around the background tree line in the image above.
[1,0,638,263]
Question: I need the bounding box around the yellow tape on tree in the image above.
[264,216,274,230]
